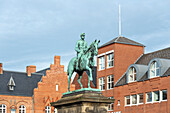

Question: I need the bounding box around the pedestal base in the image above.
[51,90,114,113]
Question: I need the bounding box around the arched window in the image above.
[19,105,26,113]
[128,67,137,82]
[45,106,51,113]
[0,104,6,113]
[149,61,159,78]
[54,108,57,113]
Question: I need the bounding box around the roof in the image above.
[36,67,50,76]
[0,70,43,97]
[115,47,170,87]
[136,47,170,65]
[99,36,145,48]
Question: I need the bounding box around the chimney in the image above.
[54,56,61,66]
[26,65,36,76]
[0,63,3,74]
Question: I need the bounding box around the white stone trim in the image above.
[106,50,114,55]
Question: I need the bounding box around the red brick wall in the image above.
[72,72,96,90]
[0,95,32,113]
[97,43,144,112]
[114,76,170,113]
[33,56,75,113]
[97,43,144,96]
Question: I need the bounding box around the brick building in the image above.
[0,56,75,113]
[114,47,170,113]
[97,36,170,113]
[97,36,145,112]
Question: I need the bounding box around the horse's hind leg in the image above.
[68,71,73,92]
[77,72,83,89]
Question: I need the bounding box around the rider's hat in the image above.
[80,33,85,37]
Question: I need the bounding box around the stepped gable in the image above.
[136,47,170,65]
[0,71,43,96]
[33,56,75,113]
[99,36,145,48]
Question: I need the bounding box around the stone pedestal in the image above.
[51,90,114,113]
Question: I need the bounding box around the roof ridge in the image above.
[3,70,43,76]
[145,47,170,55]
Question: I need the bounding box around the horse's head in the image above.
[91,39,100,56]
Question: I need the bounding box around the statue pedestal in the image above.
[51,89,114,113]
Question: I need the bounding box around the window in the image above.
[56,85,58,91]
[45,106,51,113]
[99,56,105,70]
[128,67,137,83]
[54,108,57,113]
[149,61,159,78]
[146,90,167,103]
[0,104,6,113]
[107,53,114,68]
[117,100,120,106]
[99,77,105,91]
[125,96,130,106]
[125,94,143,106]
[161,90,167,101]
[153,91,160,102]
[131,95,137,105]
[146,92,152,103]
[19,105,26,113]
[107,75,114,90]
[138,93,143,104]
[108,97,114,111]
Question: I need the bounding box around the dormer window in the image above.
[149,61,159,78]
[128,67,137,83]
[7,76,16,91]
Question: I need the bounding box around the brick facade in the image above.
[114,76,170,113]
[0,56,75,113]
[97,37,144,112]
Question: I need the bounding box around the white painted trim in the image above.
[106,50,114,55]
[97,53,105,57]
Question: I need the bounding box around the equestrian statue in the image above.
[67,33,100,92]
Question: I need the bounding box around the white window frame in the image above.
[99,77,105,91]
[107,75,114,90]
[56,85,58,91]
[0,104,6,113]
[117,100,120,106]
[149,61,159,78]
[138,93,143,104]
[107,53,114,68]
[131,94,137,105]
[146,90,167,104]
[128,67,137,83]
[45,106,51,113]
[108,97,114,111]
[54,108,57,113]
[146,92,152,103]
[161,89,167,101]
[99,56,105,70]
[19,105,26,113]
[125,94,144,106]
[125,96,130,106]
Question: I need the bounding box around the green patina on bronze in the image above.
[67,33,100,92]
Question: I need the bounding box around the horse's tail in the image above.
[67,57,76,76]
[67,65,69,75]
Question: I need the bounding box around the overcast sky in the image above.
[0,0,169,72]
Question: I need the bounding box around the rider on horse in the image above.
[75,33,88,70]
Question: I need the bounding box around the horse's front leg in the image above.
[77,72,83,89]
[86,66,93,88]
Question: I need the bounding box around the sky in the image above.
[0,0,169,72]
